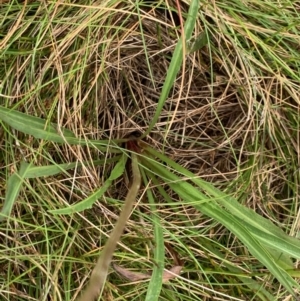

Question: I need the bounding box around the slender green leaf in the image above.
[141,169,164,301]
[0,105,73,140]
[142,145,296,270]
[24,157,120,178]
[0,105,122,152]
[143,0,199,136]
[143,145,290,240]
[235,216,300,260]
[0,162,31,222]
[152,149,295,267]
[201,241,275,301]
[49,154,128,214]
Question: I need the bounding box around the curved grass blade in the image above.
[235,216,300,260]
[201,241,276,301]
[0,162,31,222]
[141,169,164,301]
[0,105,122,152]
[142,145,296,270]
[143,145,291,240]
[49,153,128,215]
[144,0,199,137]
[24,157,120,178]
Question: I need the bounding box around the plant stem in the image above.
[76,153,141,301]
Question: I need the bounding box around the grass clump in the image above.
[1,1,300,300]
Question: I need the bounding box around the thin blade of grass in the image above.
[0,106,121,152]
[49,153,128,215]
[142,147,300,269]
[24,157,120,178]
[201,241,276,301]
[235,216,300,260]
[143,145,290,240]
[143,145,296,269]
[141,169,164,301]
[143,0,199,137]
[135,1,155,88]
[0,162,31,222]
[143,155,294,269]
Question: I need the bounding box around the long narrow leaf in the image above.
[24,157,120,178]
[234,216,300,260]
[0,106,121,152]
[49,154,128,214]
[144,0,199,136]
[141,169,164,301]
[142,145,296,269]
[144,153,296,267]
[142,145,297,270]
[143,145,290,241]
[0,162,31,222]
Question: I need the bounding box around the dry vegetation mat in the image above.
[0,0,300,300]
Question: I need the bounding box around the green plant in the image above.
[1,0,300,300]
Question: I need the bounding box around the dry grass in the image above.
[0,0,300,300]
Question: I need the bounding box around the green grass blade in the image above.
[141,169,164,301]
[237,216,300,260]
[201,241,276,301]
[0,162,31,222]
[0,105,75,141]
[24,157,120,178]
[0,106,121,152]
[143,146,296,270]
[143,145,289,240]
[49,153,128,214]
[144,0,199,136]
[141,147,299,254]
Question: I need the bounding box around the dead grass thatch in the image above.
[1,1,300,300]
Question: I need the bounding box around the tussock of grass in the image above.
[0,1,300,300]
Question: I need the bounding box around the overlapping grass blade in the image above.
[49,153,128,215]
[139,155,299,296]
[144,0,199,136]
[143,145,297,269]
[141,169,164,301]
[0,106,121,152]
[143,145,290,240]
[24,157,119,178]
[0,162,31,222]
[235,216,300,260]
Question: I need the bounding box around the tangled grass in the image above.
[0,0,300,300]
